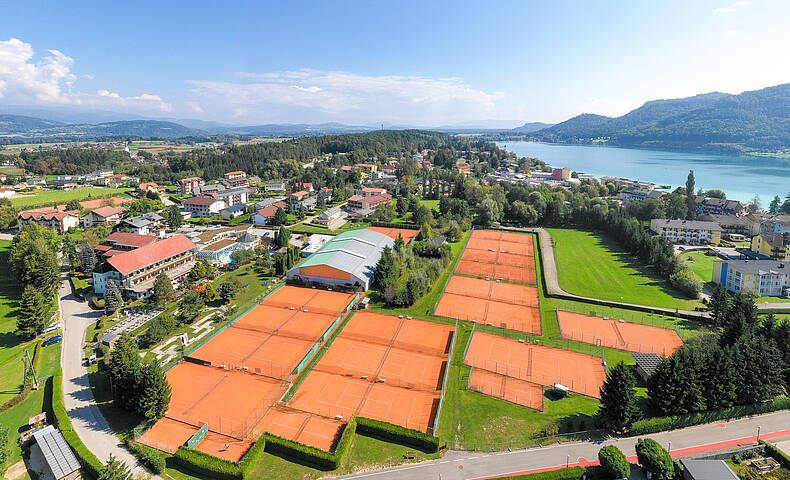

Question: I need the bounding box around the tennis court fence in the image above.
[446,429,606,452]
[466,359,602,398]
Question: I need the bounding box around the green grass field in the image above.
[10,187,131,208]
[547,228,701,310]
[678,250,716,284]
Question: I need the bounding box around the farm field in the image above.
[547,228,701,310]
[10,187,131,208]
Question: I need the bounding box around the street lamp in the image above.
[757,426,761,442]
[668,441,671,453]
[566,454,570,469]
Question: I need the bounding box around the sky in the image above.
[0,0,789,126]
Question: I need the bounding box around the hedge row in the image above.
[761,441,790,470]
[124,438,166,473]
[173,446,243,480]
[239,434,266,477]
[355,416,439,453]
[263,418,356,470]
[630,396,790,435]
[51,370,106,478]
[500,466,586,479]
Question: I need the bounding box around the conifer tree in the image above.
[108,334,142,412]
[597,363,640,433]
[137,360,171,421]
[105,281,124,313]
[17,285,50,340]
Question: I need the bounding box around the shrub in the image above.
[761,441,790,470]
[173,446,242,480]
[124,438,166,474]
[239,435,266,477]
[630,396,790,435]
[635,438,673,479]
[355,416,439,453]
[598,445,630,479]
[498,466,586,479]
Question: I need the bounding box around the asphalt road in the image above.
[58,274,152,477]
[336,410,790,480]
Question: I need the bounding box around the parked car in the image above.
[43,335,62,347]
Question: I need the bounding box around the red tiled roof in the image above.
[225,170,246,176]
[290,190,309,198]
[107,234,195,276]
[18,207,76,221]
[178,177,203,184]
[348,195,364,202]
[91,206,126,218]
[274,201,287,209]
[104,232,158,248]
[184,196,221,206]
[138,182,159,189]
[94,244,112,252]
[362,187,385,193]
[257,205,280,218]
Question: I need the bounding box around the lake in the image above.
[497,141,790,203]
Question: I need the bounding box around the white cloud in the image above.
[0,37,171,112]
[187,69,507,124]
[726,29,742,37]
[713,1,749,15]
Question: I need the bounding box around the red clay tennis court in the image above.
[469,230,535,256]
[258,407,346,451]
[443,275,539,307]
[455,259,537,284]
[467,369,544,411]
[367,226,419,243]
[340,311,455,356]
[233,305,339,342]
[464,331,606,398]
[288,371,440,433]
[189,327,314,379]
[264,285,357,315]
[138,417,255,461]
[164,361,288,438]
[434,293,542,334]
[557,311,684,356]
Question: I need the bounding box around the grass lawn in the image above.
[547,228,701,310]
[10,187,131,208]
[678,250,717,284]
[0,240,28,367]
[0,340,61,475]
[419,199,440,211]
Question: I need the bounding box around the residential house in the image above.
[751,232,790,260]
[220,177,249,189]
[0,188,14,198]
[758,214,790,234]
[649,219,722,245]
[224,171,246,180]
[93,234,196,298]
[551,167,572,180]
[319,186,333,203]
[208,187,250,207]
[177,177,205,195]
[121,213,164,235]
[354,163,377,174]
[220,203,247,220]
[193,183,225,196]
[17,208,79,234]
[621,186,664,204]
[698,214,760,237]
[453,162,471,175]
[137,182,160,195]
[348,193,392,210]
[357,187,387,197]
[190,225,258,265]
[695,196,747,216]
[81,206,126,228]
[58,182,80,191]
[252,204,282,225]
[315,206,342,226]
[263,180,287,193]
[183,196,226,217]
[713,259,790,297]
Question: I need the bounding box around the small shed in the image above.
[33,425,81,480]
[631,352,662,381]
[681,459,739,480]
[101,331,120,349]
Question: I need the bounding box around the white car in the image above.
[43,322,61,334]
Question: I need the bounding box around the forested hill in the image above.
[17,130,458,178]
[534,83,790,152]
[0,116,201,138]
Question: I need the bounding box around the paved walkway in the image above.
[337,410,790,480]
[58,275,153,477]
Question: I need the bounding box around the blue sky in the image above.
[0,0,788,126]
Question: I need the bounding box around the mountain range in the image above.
[532,83,790,152]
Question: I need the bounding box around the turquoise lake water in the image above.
[497,141,790,203]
